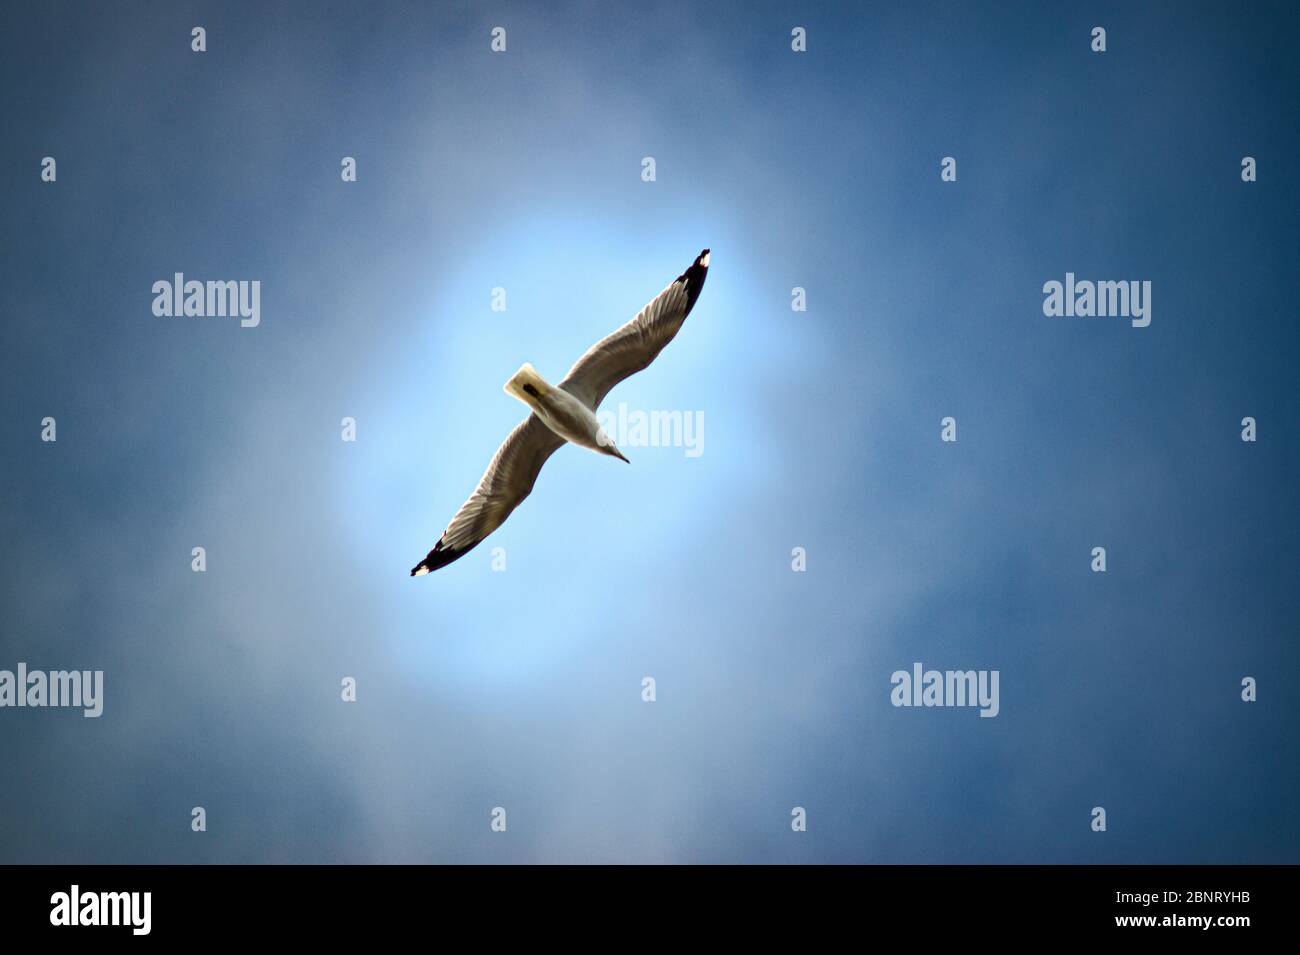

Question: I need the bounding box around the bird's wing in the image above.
[558,249,710,410]
[411,414,565,576]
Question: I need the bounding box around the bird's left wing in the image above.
[558,249,709,411]
[411,414,565,576]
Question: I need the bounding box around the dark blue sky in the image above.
[1,1,1295,862]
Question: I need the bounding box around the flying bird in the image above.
[411,249,710,576]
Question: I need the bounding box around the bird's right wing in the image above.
[558,249,709,410]
[411,414,565,576]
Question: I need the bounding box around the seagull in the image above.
[410,249,711,576]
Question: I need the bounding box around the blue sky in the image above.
[0,1,1295,862]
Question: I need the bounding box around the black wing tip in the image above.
[410,540,468,577]
[679,248,710,316]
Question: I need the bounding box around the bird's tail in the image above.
[503,362,551,403]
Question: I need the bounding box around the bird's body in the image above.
[502,362,628,462]
[410,248,710,576]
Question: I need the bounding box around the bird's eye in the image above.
[523,384,540,398]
